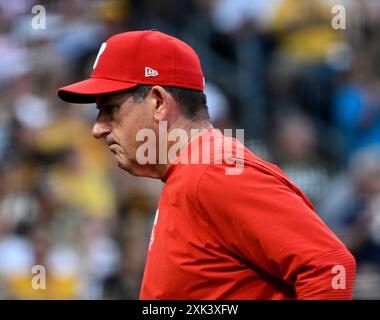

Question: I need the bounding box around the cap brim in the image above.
[57,77,139,104]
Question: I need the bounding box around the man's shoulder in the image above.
[165,135,288,188]
[163,130,313,210]
[195,148,315,211]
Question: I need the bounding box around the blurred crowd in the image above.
[0,0,380,299]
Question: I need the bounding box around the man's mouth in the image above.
[108,144,118,154]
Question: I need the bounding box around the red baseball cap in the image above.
[57,30,205,104]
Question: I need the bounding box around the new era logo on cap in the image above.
[145,67,159,77]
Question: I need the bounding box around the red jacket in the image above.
[140,130,356,299]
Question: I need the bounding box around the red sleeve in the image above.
[196,164,356,299]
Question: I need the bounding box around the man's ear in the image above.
[149,86,175,123]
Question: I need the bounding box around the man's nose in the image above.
[92,116,111,139]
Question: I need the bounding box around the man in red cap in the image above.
[58,30,356,299]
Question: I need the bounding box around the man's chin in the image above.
[116,158,142,175]
[116,158,131,172]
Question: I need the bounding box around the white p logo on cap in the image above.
[93,42,107,70]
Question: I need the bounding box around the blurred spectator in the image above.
[204,81,233,130]
[210,0,281,36]
[319,145,380,298]
[269,0,343,64]
[333,51,380,159]
[270,110,331,206]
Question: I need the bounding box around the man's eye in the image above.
[99,105,119,116]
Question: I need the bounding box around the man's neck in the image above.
[154,119,214,178]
